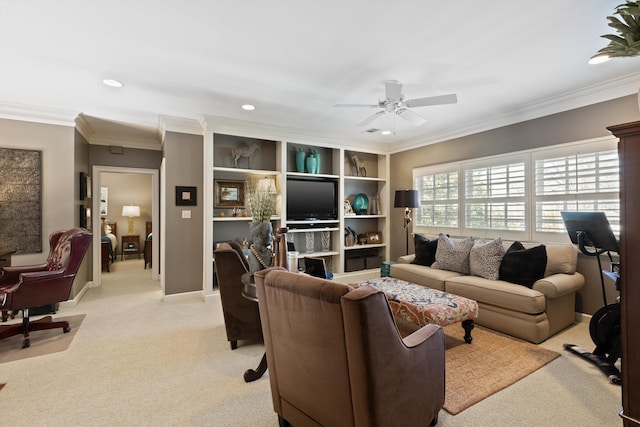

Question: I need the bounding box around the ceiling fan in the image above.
[335,80,457,127]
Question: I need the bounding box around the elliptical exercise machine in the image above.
[561,211,622,385]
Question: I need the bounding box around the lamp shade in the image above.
[394,190,419,208]
[122,205,140,217]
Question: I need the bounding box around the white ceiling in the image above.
[1,1,639,152]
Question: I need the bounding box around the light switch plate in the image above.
[182,210,191,219]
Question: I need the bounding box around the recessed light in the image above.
[588,54,610,65]
[241,104,256,111]
[381,130,392,135]
[103,79,124,88]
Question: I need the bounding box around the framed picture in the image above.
[100,187,108,216]
[367,231,382,243]
[215,180,245,208]
[79,205,91,229]
[79,172,91,200]
[176,186,197,206]
[344,199,355,216]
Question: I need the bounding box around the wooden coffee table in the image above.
[351,277,479,343]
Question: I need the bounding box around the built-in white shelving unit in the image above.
[202,121,390,294]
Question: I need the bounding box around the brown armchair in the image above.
[0,228,92,348]
[254,268,445,427]
[213,241,262,350]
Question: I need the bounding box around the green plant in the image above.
[593,1,640,60]
[245,177,277,223]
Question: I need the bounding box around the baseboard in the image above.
[162,290,205,303]
[333,269,380,284]
[575,312,592,323]
[60,281,92,308]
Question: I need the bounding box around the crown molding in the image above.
[75,113,94,141]
[199,114,388,153]
[158,115,204,136]
[0,102,78,126]
[391,72,640,153]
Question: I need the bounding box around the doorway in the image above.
[91,166,160,288]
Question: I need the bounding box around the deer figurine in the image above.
[232,143,260,168]
[350,154,368,177]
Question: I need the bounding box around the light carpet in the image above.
[0,314,85,364]
[442,324,559,415]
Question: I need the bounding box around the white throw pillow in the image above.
[432,234,474,274]
[470,238,505,280]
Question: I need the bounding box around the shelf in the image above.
[344,214,385,219]
[287,227,340,233]
[287,171,339,180]
[296,251,340,258]
[344,243,386,251]
[213,215,280,222]
[213,166,279,176]
[344,175,386,182]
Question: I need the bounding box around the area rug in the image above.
[0,314,85,364]
[442,323,560,415]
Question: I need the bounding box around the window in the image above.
[533,145,620,238]
[464,159,526,232]
[413,136,619,242]
[414,166,459,229]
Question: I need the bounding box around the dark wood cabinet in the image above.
[608,121,640,426]
[121,235,140,261]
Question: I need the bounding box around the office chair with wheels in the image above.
[0,228,92,348]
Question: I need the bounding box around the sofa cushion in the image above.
[543,244,577,276]
[389,263,460,291]
[432,234,474,274]
[445,275,546,314]
[499,242,547,288]
[469,238,505,280]
[411,234,438,266]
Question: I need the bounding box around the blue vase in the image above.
[295,148,306,173]
[306,154,317,175]
[313,149,321,174]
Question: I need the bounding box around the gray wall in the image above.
[0,118,91,295]
[163,131,204,295]
[390,94,640,314]
[74,129,91,296]
[89,145,162,170]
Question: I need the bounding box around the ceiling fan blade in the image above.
[357,110,385,126]
[397,108,427,126]
[385,80,402,101]
[404,93,457,108]
[334,103,379,108]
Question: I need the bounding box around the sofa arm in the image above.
[532,272,585,298]
[397,254,415,264]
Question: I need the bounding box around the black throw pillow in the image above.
[411,234,438,266]
[499,241,547,288]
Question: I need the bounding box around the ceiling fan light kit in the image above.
[335,80,457,130]
[590,1,640,63]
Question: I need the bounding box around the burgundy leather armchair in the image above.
[214,241,262,350]
[0,228,92,348]
[254,268,445,427]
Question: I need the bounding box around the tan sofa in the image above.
[390,239,584,343]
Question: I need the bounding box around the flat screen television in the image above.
[286,177,338,221]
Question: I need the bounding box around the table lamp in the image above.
[122,205,140,235]
[394,189,420,255]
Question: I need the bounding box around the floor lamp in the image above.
[394,189,420,255]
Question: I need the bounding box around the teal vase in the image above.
[306,154,317,175]
[295,148,306,173]
[313,149,321,174]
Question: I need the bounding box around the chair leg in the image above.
[230,340,238,350]
[278,415,291,427]
[0,309,70,349]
